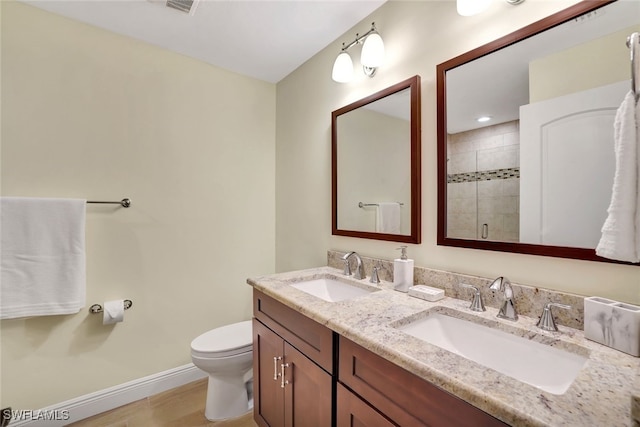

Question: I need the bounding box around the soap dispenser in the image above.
[393,246,414,292]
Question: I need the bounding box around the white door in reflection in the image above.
[520,80,627,248]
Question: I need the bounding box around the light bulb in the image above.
[332,51,354,83]
[361,32,385,68]
[457,0,492,16]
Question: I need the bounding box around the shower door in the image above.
[447,121,520,242]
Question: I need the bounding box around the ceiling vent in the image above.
[154,0,199,15]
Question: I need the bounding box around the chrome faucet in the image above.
[459,283,486,312]
[489,276,518,321]
[370,265,381,284]
[342,251,366,280]
[537,302,571,331]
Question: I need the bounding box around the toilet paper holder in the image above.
[89,300,133,314]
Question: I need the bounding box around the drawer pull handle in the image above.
[280,363,290,388]
[273,356,282,380]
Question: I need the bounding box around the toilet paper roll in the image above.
[103,300,125,325]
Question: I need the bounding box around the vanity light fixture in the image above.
[332,51,354,83]
[457,0,492,17]
[331,22,385,83]
[457,0,524,16]
[477,116,492,123]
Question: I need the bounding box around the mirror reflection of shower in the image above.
[446,120,520,242]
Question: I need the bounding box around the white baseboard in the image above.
[8,364,207,427]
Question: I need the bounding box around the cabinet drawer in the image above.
[339,336,508,427]
[337,383,397,427]
[253,290,334,373]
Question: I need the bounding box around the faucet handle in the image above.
[537,302,571,331]
[459,283,486,312]
[342,258,352,276]
[370,266,381,284]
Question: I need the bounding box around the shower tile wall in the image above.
[447,121,520,242]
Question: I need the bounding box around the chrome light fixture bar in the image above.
[332,22,385,83]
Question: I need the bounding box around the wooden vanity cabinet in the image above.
[252,290,333,427]
[337,337,509,427]
[252,289,508,427]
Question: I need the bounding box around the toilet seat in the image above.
[191,320,253,358]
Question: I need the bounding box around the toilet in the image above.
[190,320,253,421]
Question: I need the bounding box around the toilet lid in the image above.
[191,320,252,357]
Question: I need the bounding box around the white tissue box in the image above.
[584,296,640,357]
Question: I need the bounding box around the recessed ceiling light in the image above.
[477,116,492,123]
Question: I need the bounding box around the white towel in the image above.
[376,202,401,234]
[596,91,639,263]
[1,197,87,319]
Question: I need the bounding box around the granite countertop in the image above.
[247,266,640,427]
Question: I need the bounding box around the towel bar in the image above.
[87,198,131,208]
[89,300,133,314]
[627,32,639,101]
[358,202,404,208]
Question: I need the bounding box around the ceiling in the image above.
[20,0,387,84]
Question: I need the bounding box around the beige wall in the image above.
[1,1,275,409]
[276,0,639,304]
[530,26,637,102]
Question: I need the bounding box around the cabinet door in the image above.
[337,383,397,427]
[283,342,332,427]
[253,319,285,427]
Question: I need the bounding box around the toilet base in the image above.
[204,374,253,421]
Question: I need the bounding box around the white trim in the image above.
[8,364,206,426]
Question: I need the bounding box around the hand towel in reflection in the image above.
[1,197,86,319]
[596,91,639,263]
[376,202,401,234]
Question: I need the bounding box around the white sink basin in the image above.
[290,277,376,302]
[397,312,588,395]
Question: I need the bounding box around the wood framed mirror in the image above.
[437,0,638,264]
[332,75,421,243]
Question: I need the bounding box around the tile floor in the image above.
[66,379,257,427]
